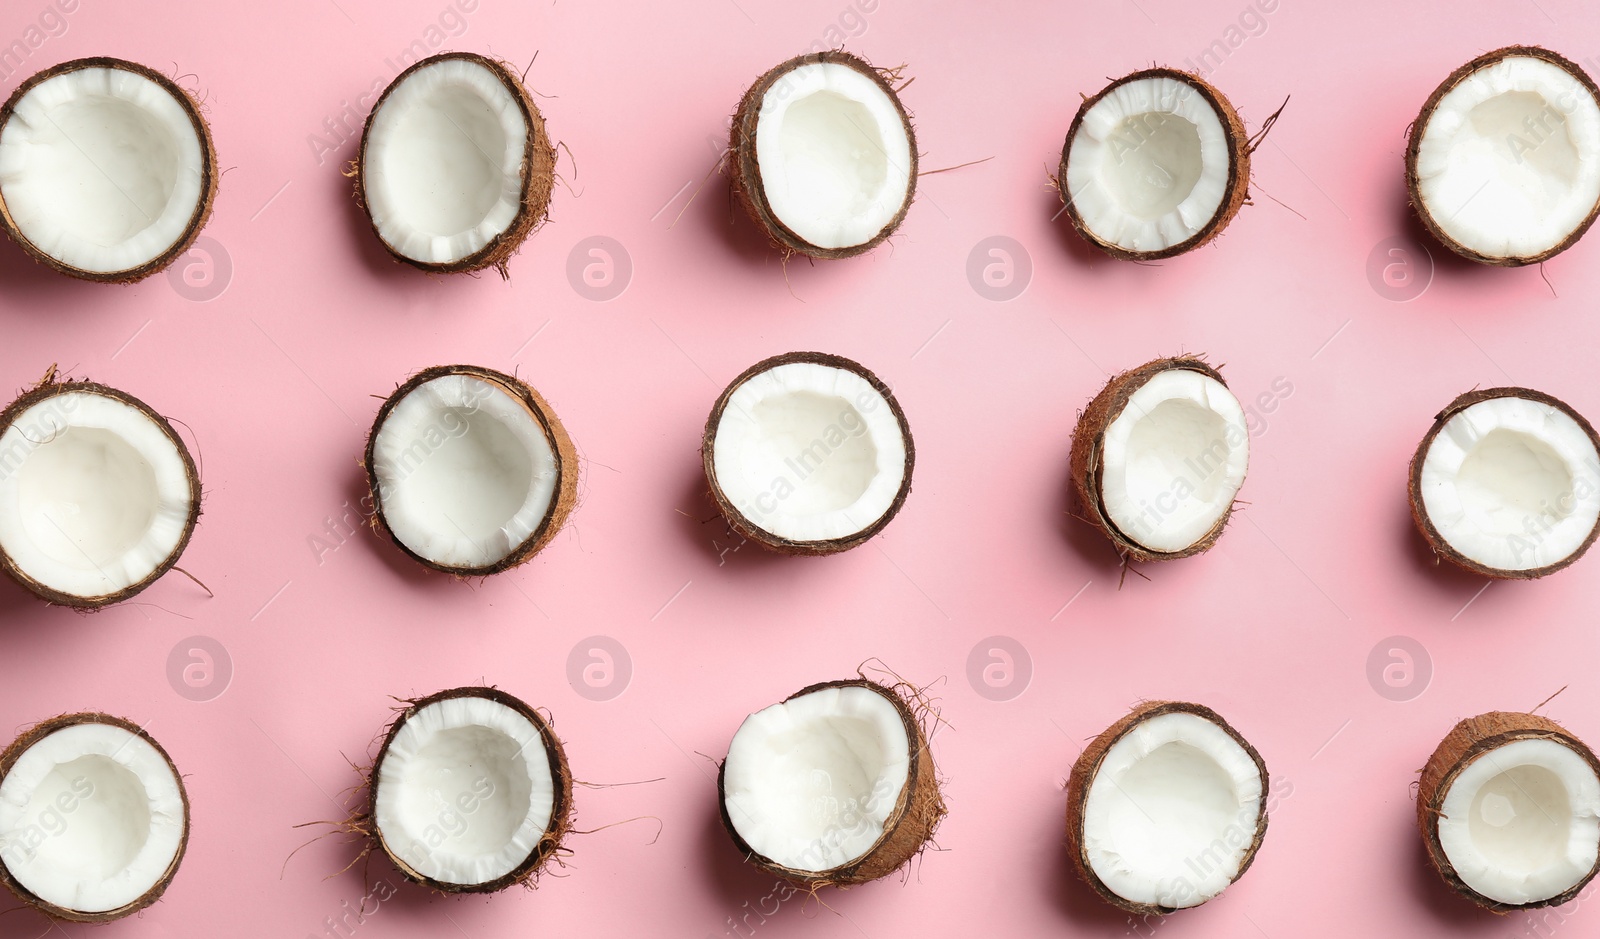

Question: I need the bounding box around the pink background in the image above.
[1,0,1599,935]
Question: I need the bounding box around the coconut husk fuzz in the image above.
[363,364,579,576]
[0,712,190,923]
[1069,356,1238,562]
[717,678,945,887]
[1408,387,1600,579]
[1058,68,1251,261]
[1406,46,1600,267]
[0,370,202,608]
[1065,700,1269,916]
[0,57,219,284]
[352,52,555,276]
[730,51,918,259]
[702,351,914,556]
[366,686,573,894]
[1417,710,1600,911]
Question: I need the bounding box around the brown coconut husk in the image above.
[367,686,573,894]
[0,369,202,608]
[1408,387,1600,579]
[702,351,914,556]
[1058,68,1251,261]
[352,52,555,276]
[1069,356,1240,561]
[730,51,918,259]
[363,364,579,576]
[0,712,190,923]
[0,57,219,284]
[1065,700,1269,916]
[1406,46,1600,267]
[717,678,945,887]
[1417,710,1600,911]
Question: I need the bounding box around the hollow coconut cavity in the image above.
[0,713,188,923]
[0,373,200,608]
[730,51,917,259]
[0,57,218,283]
[703,352,913,555]
[1407,46,1600,266]
[1409,387,1600,579]
[1418,711,1600,910]
[365,365,579,576]
[718,678,944,886]
[1070,357,1249,561]
[355,52,554,275]
[1060,69,1251,260]
[1066,701,1269,915]
[369,687,572,893]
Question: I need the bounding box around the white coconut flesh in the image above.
[713,361,906,543]
[0,66,205,275]
[1438,738,1600,905]
[363,58,528,265]
[1414,55,1600,260]
[0,393,193,600]
[1099,369,1248,553]
[373,695,556,886]
[1066,76,1232,254]
[1081,712,1264,909]
[1418,396,1600,572]
[370,374,557,569]
[754,62,912,250]
[723,685,910,872]
[0,722,185,915]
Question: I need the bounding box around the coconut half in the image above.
[703,352,913,555]
[1418,711,1600,910]
[730,51,917,259]
[0,373,201,608]
[1066,701,1269,914]
[1060,69,1251,260]
[369,687,572,893]
[0,57,217,283]
[1407,46,1600,266]
[1070,357,1249,561]
[718,679,944,886]
[1409,387,1600,579]
[0,714,188,923]
[355,52,554,275]
[365,365,578,575]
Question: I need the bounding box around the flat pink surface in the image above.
[2,0,1599,935]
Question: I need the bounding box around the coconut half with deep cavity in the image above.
[1066,701,1269,914]
[703,352,913,555]
[0,371,201,608]
[1059,68,1252,260]
[730,51,917,259]
[0,57,217,282]
[718,678,944,886]
[1407,46,1600,266]
[1409,387,1600,579]
[1070,357,1249,561]
[354,52,554,275]
[368,687,572,893]
[365,365,578,575]
[1418,711,1600,910]
[0,713,189,923]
